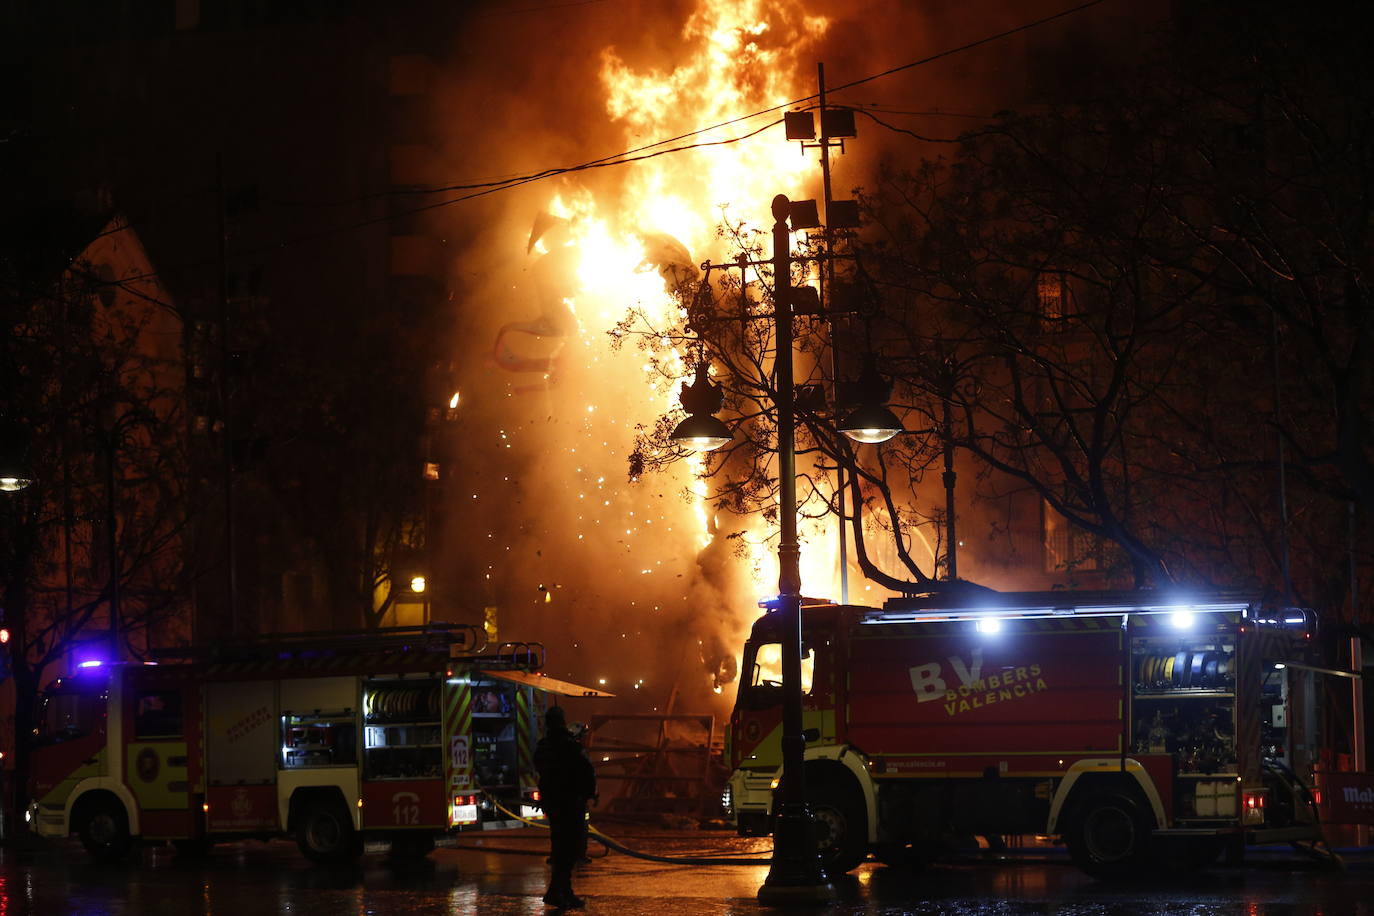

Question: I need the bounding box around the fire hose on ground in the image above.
[464,782,1350,871]
[465,792,773,866]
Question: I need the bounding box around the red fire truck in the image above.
[723,590,1326,876]
[27,624,609,862]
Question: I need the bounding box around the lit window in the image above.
[1037,272,1067,323]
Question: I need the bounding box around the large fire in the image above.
[453,0,897,707]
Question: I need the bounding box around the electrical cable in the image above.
[271,117,784,241]
[821,0,1112,101]
[91,117,783,290]
[470,0,610,17]
[854,109,969,145]
[848,104,998,121]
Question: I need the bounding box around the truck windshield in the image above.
[41,690,104,744]
[738,642,813,709]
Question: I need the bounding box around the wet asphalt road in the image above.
[1,828,1371,915]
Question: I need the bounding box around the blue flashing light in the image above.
[1170,610,1195,630]
[975,617,1003,635]
[78,659,104,669]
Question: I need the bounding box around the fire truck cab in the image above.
[723,590,1324,877]
[28,624,610,863]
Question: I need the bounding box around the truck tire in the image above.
[78,797,132,863]
[296,800,361,865]
[810,777,868,875]
[1066,791,1151,878]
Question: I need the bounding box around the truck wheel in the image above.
[1066,792,1151,878]
[78,798,132,863]
[296,801,360,865]
[810,778,868,874]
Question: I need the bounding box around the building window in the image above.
[1037,272,1067,323]
[1042,500,1100,573]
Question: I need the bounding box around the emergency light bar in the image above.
[873,590,1259,625]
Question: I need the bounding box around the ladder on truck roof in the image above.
[152,621,498,664]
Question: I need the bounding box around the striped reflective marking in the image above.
[516,688,535,792]
[445,674,473,793]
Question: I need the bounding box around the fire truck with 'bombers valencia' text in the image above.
[27,624,610,863]
[723,590,1329,877]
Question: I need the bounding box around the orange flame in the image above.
[491,0,873,698]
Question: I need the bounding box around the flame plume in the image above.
[451,0,867,707]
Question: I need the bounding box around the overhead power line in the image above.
[328,0,1113,206]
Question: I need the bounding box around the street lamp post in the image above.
[671,193,900,901]
[756,194,835,904]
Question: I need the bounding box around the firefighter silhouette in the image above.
[534,705,596,909]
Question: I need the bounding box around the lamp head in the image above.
[0,416,32,491]
[839,402,903,444]
[670,413,732,452]
[671,363,731,451]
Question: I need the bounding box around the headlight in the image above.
[721,784,733,815]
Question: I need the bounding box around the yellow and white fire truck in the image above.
[723,590,1327,876]
[28,624,609,862]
